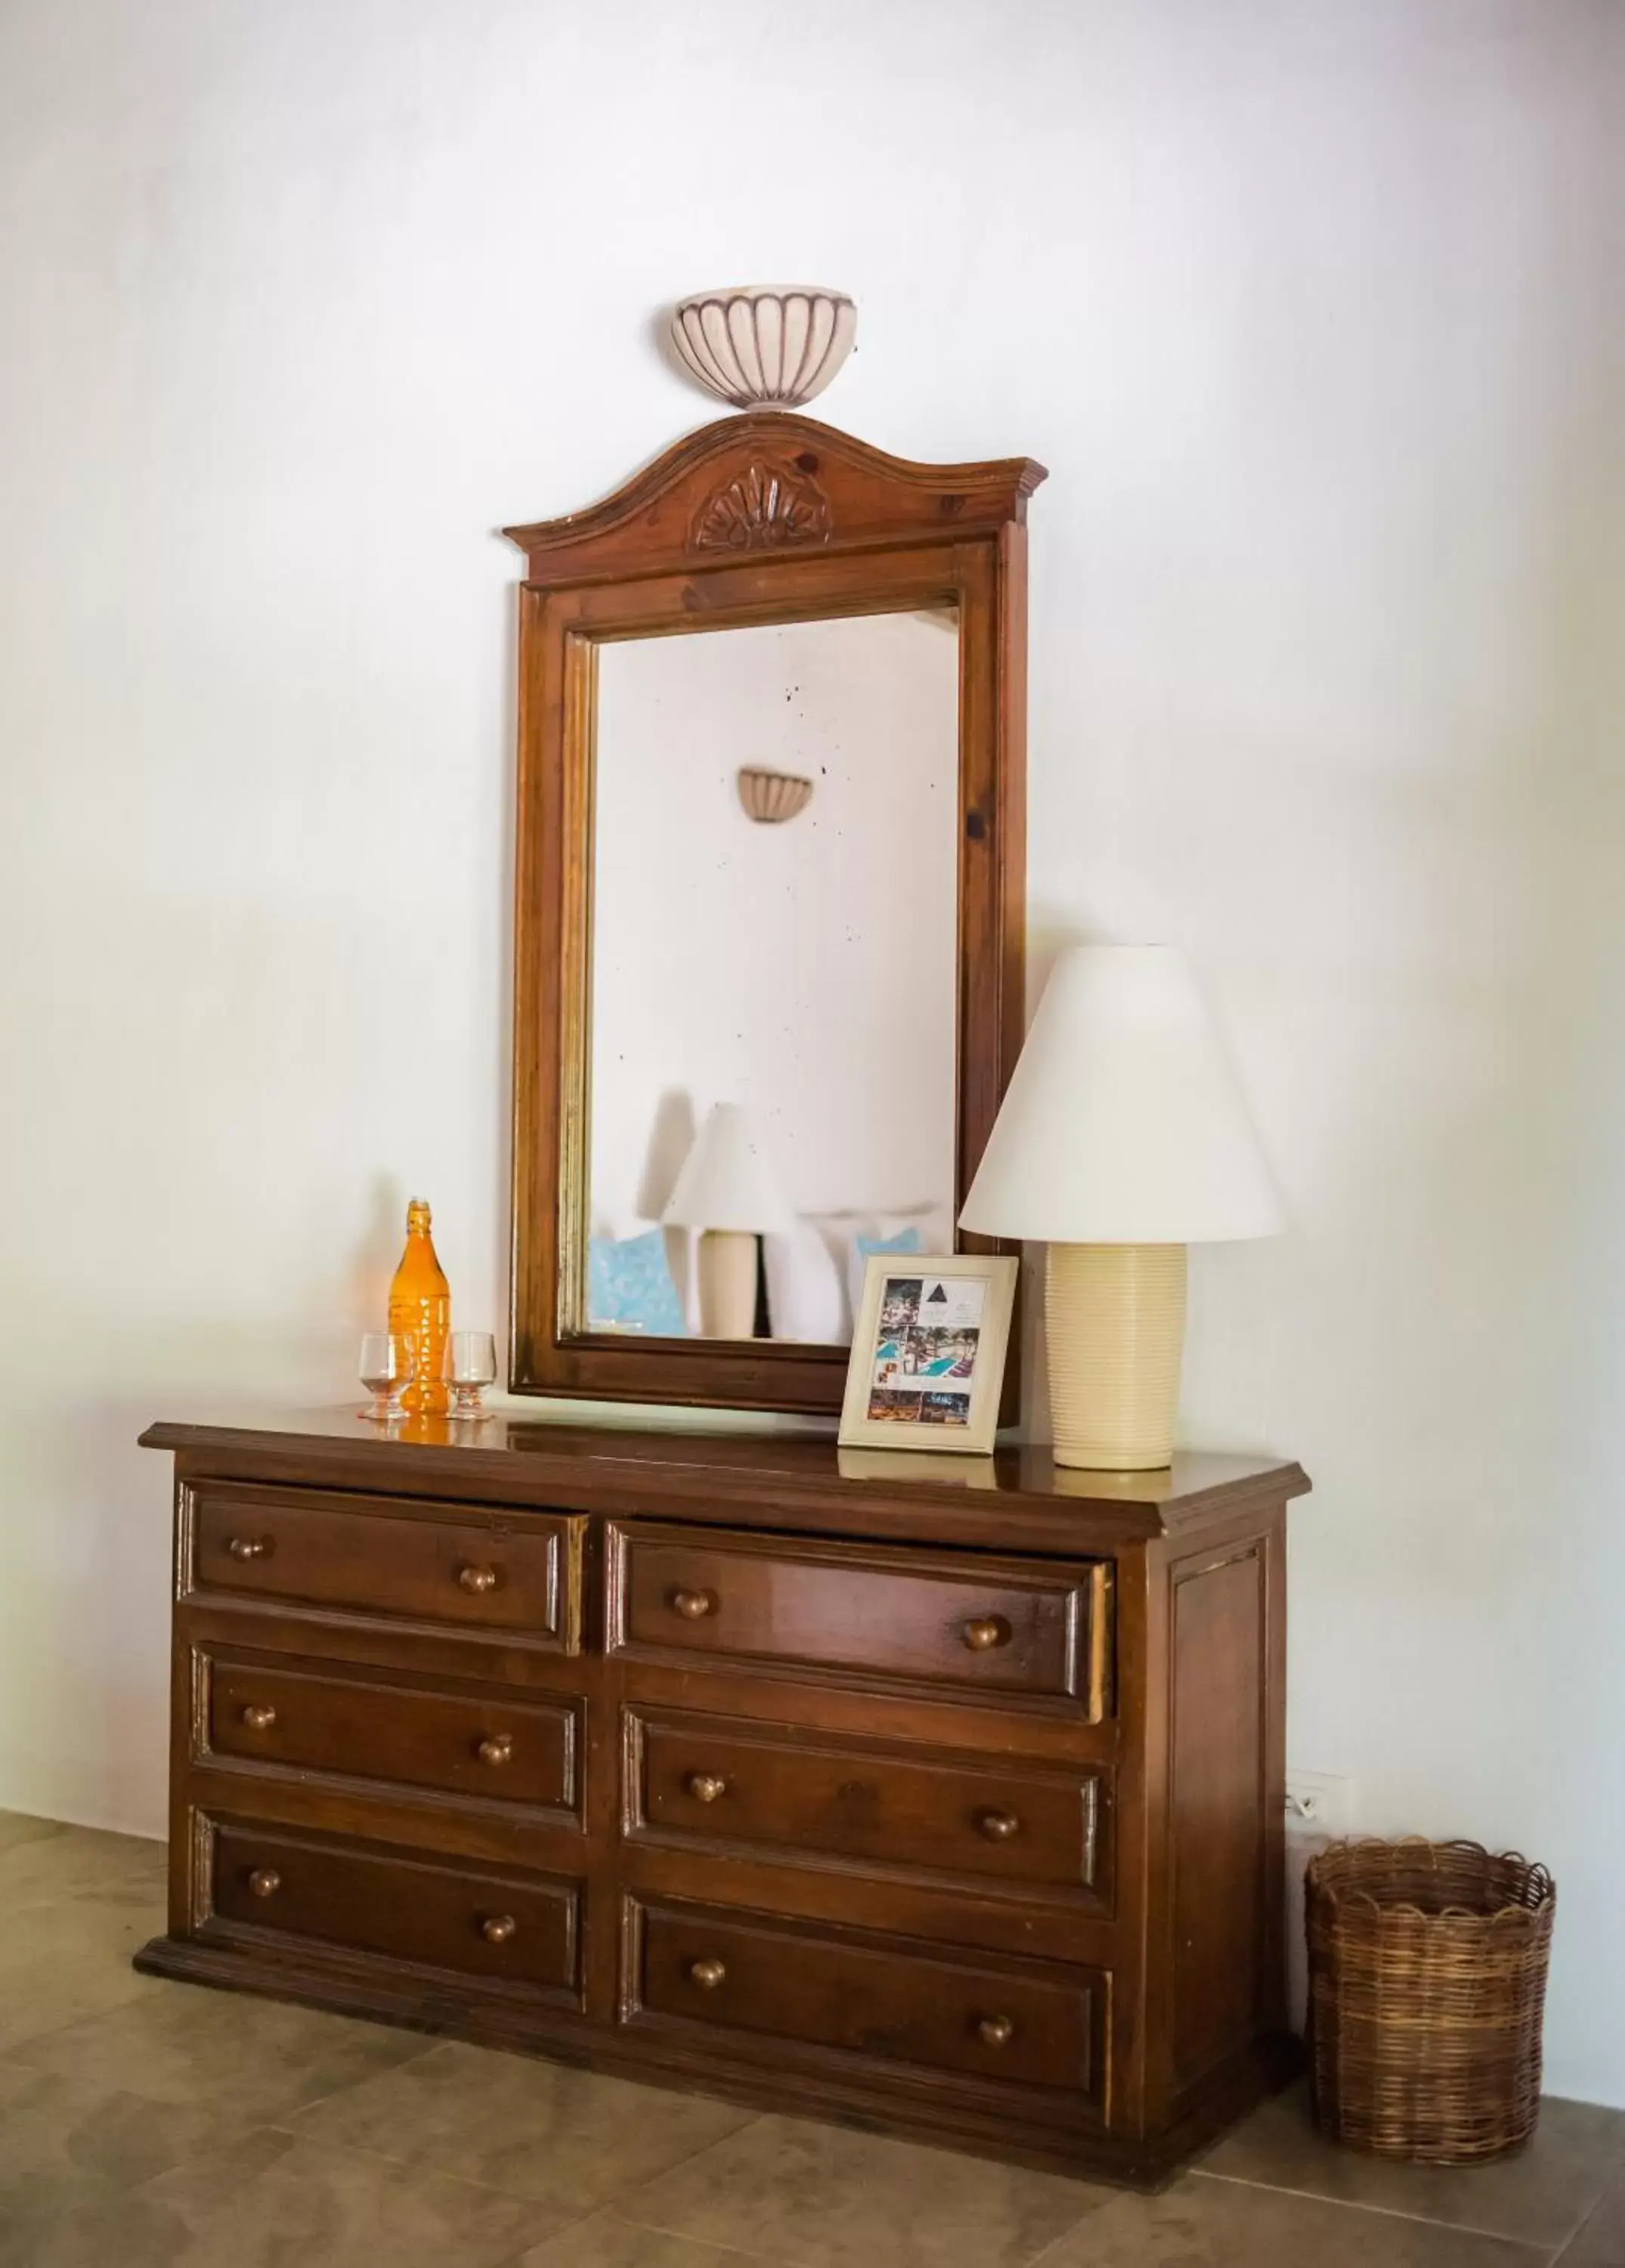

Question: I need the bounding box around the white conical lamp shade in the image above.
[661,1103,794,1235]
[959,946,1283,1244]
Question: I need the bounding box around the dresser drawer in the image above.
[202,1653,578,1815]
[205,1820,580,2001]
[611,1523,1109,1712]
[184,1483,583,1650]
[627,1898,1104,2105]
[627,1709,1107,1900]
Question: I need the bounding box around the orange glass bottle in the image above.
[388,1198,450,1414]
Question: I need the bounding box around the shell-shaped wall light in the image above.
[737,768,814,824]
[672,287,856,409]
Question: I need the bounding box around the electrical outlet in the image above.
[1284,1769,1353,1837]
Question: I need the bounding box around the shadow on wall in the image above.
[634,1088,697,1328]
[635,1089,697,1222]
[348,1171,407,1333]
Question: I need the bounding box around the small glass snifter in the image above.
[444,1331,498,1420]
[358,1331,413,1423]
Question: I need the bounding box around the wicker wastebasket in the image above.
[1305,1837,1555,2164]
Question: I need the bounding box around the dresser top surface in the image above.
[141,1405,1308,1548]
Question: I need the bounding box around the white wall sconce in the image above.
[671,287,856,408]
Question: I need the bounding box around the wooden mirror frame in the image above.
[504,412,1045,1415]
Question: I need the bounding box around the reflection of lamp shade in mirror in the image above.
[662,1104,794,1232]
[662,1104,794,1341]
[737,767,813,824]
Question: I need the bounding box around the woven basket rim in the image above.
[1308,1836,1555,1925]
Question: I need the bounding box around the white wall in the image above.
[2,0,1622,2099]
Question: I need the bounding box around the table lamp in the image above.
[662,1102,794,1338]
[958,945,1282,1469]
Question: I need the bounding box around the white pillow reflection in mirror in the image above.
[762,1222,845,1344]
[761,1208,958,1345]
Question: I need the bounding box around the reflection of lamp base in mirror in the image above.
[1046,1243,1187,1471]
[695,1228,759,1340]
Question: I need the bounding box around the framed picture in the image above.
[838,1253,1018,1455]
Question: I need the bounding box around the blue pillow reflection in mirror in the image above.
[851,1225,923,1308]
[588,1229,687,1337]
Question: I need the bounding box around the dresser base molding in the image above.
[132,1930,1298,2188]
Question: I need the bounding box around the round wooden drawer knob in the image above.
[477,1734,514,1767]
[247,1867,280,1899]
[961,1616,1011,1652]
[228,1537,269,1562]
[977,1811,1020,1842]
[686,1773,727,1804]
[671,1589,714,1621]
[689,1957,727,1990]
[481,1914,518,1945]
[241,1705,277,1733]
[977,2014,1015,2048]
[459,1565,499,1594]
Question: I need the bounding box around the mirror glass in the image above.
[586,606,960,1346]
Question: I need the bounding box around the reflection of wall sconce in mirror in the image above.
[737,767,813,825]
[670,287,856,408]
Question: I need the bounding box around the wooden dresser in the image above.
[135,1411,1309,2186]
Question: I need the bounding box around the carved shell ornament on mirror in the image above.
[691,460,831,551]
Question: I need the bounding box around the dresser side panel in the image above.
[1162,1503,1288,2109]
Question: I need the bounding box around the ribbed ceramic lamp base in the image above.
[695,1229,758,1339]
[1046,1243,1188,1470]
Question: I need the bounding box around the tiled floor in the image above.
[2,1812,1622,2267]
